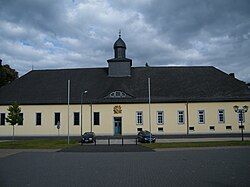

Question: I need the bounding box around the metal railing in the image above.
[82,137,139,146]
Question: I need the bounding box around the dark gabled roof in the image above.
[0,66,250,105]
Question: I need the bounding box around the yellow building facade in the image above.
[0,101,249,136]
[0,34,250,137]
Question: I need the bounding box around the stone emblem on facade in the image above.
[113,105,122,114]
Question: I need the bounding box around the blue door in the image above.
[114,117,122,135]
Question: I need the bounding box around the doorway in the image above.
[114,117,122,135]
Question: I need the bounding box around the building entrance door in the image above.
[114,117,122,135]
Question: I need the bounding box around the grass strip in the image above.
[143,140,250,149]
[0,139,79,149]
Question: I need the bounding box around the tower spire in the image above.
[119,29,121,38]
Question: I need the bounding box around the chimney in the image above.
[229,73,235,78]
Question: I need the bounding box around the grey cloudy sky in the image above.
[0,0,250,82]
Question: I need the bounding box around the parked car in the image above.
[137,130,156,143]
[81,132,96,144]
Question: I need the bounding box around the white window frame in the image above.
[110,91,126,98]
[36,112,42,126]
[218,109,225,123]
[177,111,184,124]
[18,113,24,126]
[93,112,100,125]
[136,111,143,125]
[198,110,205,124]
[73,112,80,126]
[0,113,5,126]
[54,112,60,126]
[238,110,245,123]
[157,111,164,125]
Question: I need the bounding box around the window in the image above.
[198,110,205,124]
[177,111,184,124]
[189,127,194,131]
[137,128,142,132]
[118,48,123,58]
[0,113,5,126]
[54,113,60,126]
[18,113,23,126]
[158,127,164,132]
[36,113,42,126]
[110,91,126,98]
[210,126,215,131]
[136,111,143,125]
[93,112,100,125]
[226,126,232,130]
[157,111,164,125]
[218,110,225,123]
[238,110,245,123]
[74,112,80,125]
[239,125,245,130]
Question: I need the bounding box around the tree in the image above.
[0,59,18,88]
[6,103,23,141]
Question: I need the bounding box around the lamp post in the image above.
[233,105,248,141]
[81,91,88,136]
[148,77,152,144]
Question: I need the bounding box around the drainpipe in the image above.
[186,101,189,135]
[90,103,93,132]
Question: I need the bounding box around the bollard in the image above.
[122,137,124,146]
[135,138,137,145]
[108,138,110,146]
[95,139,96,146]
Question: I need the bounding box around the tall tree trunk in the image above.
[12,125,15,142]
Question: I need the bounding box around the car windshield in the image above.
[143,132,152,136]
[83,132,94,137]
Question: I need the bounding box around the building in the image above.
[0,34,250,137]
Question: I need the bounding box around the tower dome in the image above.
[113,31,126,58]
[107,31,132,77]
[113,37,126,49]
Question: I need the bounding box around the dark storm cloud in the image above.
[0,0,249,82]
[133,0,250,81]
[0,0,66,35]
[142,0,250,43]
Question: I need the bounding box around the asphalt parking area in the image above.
[1,147,250,187]
[59,144,154,152]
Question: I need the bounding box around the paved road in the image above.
[1,137,250,145]
[93,137,250,145]
[0,147,249,187]
[60,144,154,152]
[0,149,59,158]
[1,133,250,141]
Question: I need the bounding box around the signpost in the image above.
[57,121,60,137]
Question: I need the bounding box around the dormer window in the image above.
[110,91,126,98]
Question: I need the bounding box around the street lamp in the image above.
[81,91,88,136]
[233,105,248,141]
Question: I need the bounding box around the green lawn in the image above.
[0,139,79,149]
[142,140,250,149]
[1,139,250,149]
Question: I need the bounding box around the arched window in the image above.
[110,91,126,98]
